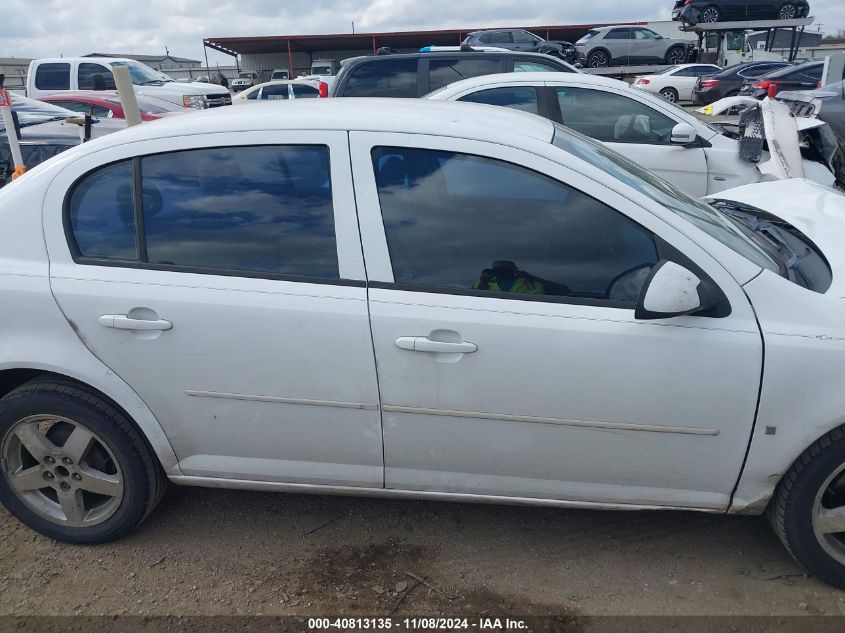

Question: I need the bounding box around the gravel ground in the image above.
[1,485,844,619]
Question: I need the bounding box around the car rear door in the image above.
[349,131,762,510]
[553,84,709,196]
[42,130,384,488]
[602,28,632,64]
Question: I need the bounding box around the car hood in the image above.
[138,81,226,95]
[710,179,845,296]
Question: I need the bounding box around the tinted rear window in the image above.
[35,63,70,90]
[428,58,503,92]
[141,146,338,277]
[343,59,418,97]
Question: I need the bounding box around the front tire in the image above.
[665,46,687,66]
[660,88,680,103]
[769,426,845,589]
[779,3,798,19]
[0,380,166,544]
[587,50,610,68]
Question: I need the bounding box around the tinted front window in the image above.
[68,160,137,260]
[35,63,70,90]
[513,31,538,44]
[458,87,539,114]
[551,124,783,274]
[78,63,117,90]
[344,59,418,97]
[557,87,676,145]
[372,147,658,303]
[428,58,503,92]
[141,146,338,278]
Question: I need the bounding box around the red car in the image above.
[39,91,190,121]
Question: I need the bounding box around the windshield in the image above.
[2,93,78,131]
[551,123,783,274]
[110,61,173,85]
[576,31,598,44]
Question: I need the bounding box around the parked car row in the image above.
[673,0,811,24]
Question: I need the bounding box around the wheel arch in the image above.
[732,419,845,515]
[0,364,179,475]
[587,47,612,65]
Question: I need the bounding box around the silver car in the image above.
[575,26,693,68]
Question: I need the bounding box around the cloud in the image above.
[2,0,842,64]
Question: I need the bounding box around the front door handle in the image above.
[395,337,478,354]
[98,315,173,331]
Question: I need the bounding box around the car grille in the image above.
[206,93,232,107]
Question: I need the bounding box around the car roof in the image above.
[343,50,565,63]
[764,60,822,78]
[64,99,556,152]
[427,71,630,94]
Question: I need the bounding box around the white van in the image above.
[27,58,232,108]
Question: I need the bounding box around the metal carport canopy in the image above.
[203,22,647,57]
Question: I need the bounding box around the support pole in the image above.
[112,65,143,127]
[203,41,211,77]
[287,38,294,78]
[0,74,26,179]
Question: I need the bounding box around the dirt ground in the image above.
[1,485,844,620]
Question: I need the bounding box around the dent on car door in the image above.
[349,131,763,509]
[555,86,709,197]
[42,132,384,488]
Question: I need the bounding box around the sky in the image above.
[3,0,844,65]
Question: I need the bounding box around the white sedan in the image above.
[425,72,837,197]
[232,79,325,103]
[0,100,844,588]
[633,63,722,103]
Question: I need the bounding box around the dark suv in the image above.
[673,1,810,24]
[462,30,579,65]
[331,51,577,98]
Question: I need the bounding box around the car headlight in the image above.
[183,94,207,109]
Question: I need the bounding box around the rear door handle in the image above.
[98,315,173,331]
[395,337,478,354]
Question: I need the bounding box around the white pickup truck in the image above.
[26,58,232,108]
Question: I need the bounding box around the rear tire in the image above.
[779,3,798,20]
[768,425,845,589]
[700,6,721,23]
[660,87,680,103]
[0,380,166,544]
[587,50,610,68]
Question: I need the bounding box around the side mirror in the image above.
[670,122,698,146]
[635,261,722,320]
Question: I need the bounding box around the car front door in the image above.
[630,28,666,64]
[349,132,762,510]
[43,131,384,488]
[553,85,709,196]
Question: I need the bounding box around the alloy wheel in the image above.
[813,462,845,566]
[667,49,686,65]
[660,89,679,103]
[589,52,609,68]
[2,415,124,527]
[779,3,797,19]
[701,7,720,23]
